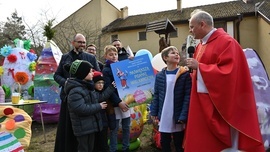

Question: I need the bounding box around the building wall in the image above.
[76,0,102,28]
[53,0,120,52]
[101,19,259,59]
[55,0,119,30]
[101,16,270,77]
[238,16,270,77]
[257,17,270,76]
[239,17,258,50]
[171,24,191,50]
[100,0,120,28]
[100,24,191,58]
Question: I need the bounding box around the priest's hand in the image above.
[186,58,198,70]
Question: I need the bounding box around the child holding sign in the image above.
[102,45,130,152]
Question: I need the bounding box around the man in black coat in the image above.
[53,33,100,152]
[112,39,129,61]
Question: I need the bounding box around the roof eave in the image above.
[258,10,270,24]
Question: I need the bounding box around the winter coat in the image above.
[95,89,116,130]
[118,47,129,61]
[64,78,114,136]
[150,66,192,123]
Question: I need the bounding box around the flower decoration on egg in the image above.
[14,72,29,85]
[28,85,34,97]
[0,45,12,57]
[7,54,18,63]
[28,62,36,71]
[29,49,36,54]
[23,40,31,50]
[27,52,37,62]
[0,66,4,76]
[14,38,31,50]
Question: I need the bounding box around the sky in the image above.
[0,0,234,24]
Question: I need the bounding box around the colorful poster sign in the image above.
[111,54,155,107]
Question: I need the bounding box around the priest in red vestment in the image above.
[184,9,265,152]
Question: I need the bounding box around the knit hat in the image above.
[66,60,93,80]
[93,71,104,83]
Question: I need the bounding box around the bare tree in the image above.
[23,8,59,56]
[23,20,45,56]
[52,14,103,54]
[1,9,108,60]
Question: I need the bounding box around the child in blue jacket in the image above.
[150,46,191,152]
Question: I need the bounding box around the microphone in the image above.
[187,46,195,73]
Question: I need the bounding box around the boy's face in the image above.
[164,49,180,64]
[105,50,118,62]
[95,80,104,91]
[84,69,94,81]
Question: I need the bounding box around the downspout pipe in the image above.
[236,13,243,43]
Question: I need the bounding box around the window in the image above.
[138,31,146,41]
[215,22,227,32]
[111,34,118,43]
[170,28,178,38]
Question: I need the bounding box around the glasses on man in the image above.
[87,48,96,51]
[75,41,86,44]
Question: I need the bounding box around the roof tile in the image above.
[103,0,269,32]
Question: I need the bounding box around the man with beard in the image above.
[112,39,129,61]
[53,33,100,152]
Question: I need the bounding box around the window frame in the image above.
[138,31,147,41]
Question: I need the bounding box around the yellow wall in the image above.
[56,0,119,29]
[100,0,120,28]
[257,17,270,75]
[75,0,101,28]
[239,17,258,50]
[53,0,121,52]
[100,24,190,58]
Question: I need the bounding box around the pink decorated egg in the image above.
[134,90,146,104]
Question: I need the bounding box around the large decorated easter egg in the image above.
[1,40,37,99]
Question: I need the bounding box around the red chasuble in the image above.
[184,28,265,152]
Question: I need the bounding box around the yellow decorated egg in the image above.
[123,94,135,105]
